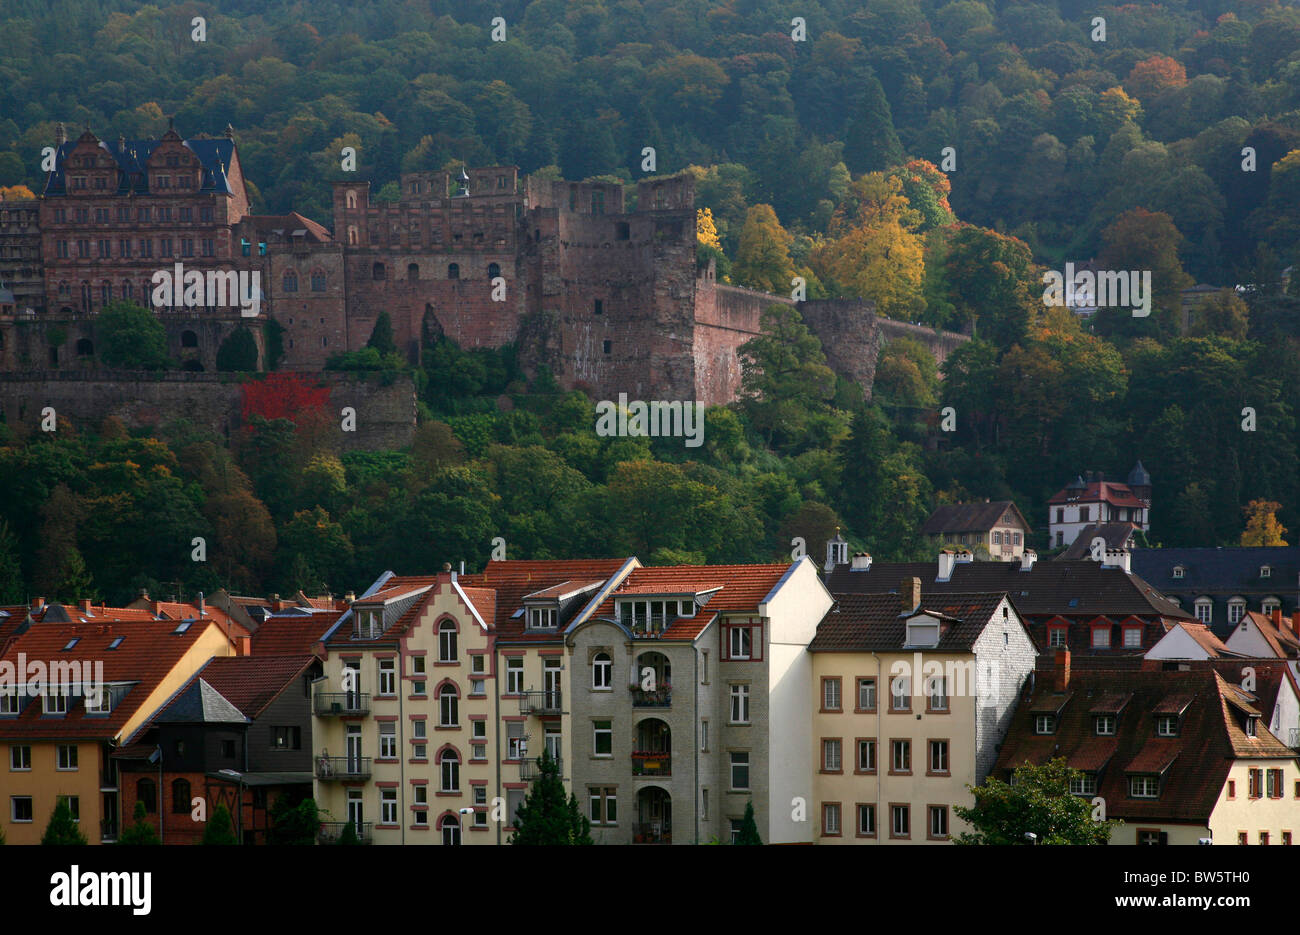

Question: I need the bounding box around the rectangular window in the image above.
[928,676,948,711]
[700,719,709,752]
[928,740,949,774]
[857,739,876,773]
[730,752,750,790]
[822,677,841,711]
[588,787,618,825]
[505,658,524,694]
[10,745,31,770]
[412,720,426,740]
[57,744,78,770]
[822,803,841,836]
[1048,628,1067,648]
[1268,769,1284,799]
[890,675,910,712]
[1123,628,1142,648]
[1095,715,1116,736]
[593,720,612,756]
[379,722,397,759]
[857,677,876,711]
[380,788,397,825]
[1092,628,1111,648]
[378,659,396,696]
[729,684,750,724]
[822,738,841,772]
[1130,775,1159,799]
[11,796,32,822]
[857,803,876,836]
[891,739,911,774]
[1070,773,1098,796]
[928,805,948,839]
[891,804,910,839]
[728,625,752,660]
[1035,714,1055,734]
[44,692,68,715]
[1156,715,1178,737]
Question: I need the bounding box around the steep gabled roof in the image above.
[922,501,1028,534]
[809,592,1011,652]
[1059,523,1138,560]
[1048,481,1146,508]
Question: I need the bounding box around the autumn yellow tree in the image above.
[0,185,36,200]
[808,172,924,319]
[732,204,796,294]
[1241,500,1288,546]
[697,207,721,251]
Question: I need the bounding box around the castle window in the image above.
[591,191,605,215]
[448,263,459,280]
[101,281,111,303]
[372,262,385,280]
[346,191,357,209]
[603,340,612,355]
[75,339,93,357]
[616,222,630,240]
[497,175,508,189]
[283,271,298,292]
[408,263,419,281]
[181,331,199,348]
[348,226,358,245]
[488,262,500,279]
[48,346,59,366]
[594,299,603,315]
[311,271,326,292]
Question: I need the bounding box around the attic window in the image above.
[1260,565,1272,578]
[1172,566,1184,579]
[1155,715,1178,737]
[1245,716,1258,738]
[1095,715,1116,736]
[526,606,557,630]
[905,621,940,648]
[107,637,124,650]
[173,621,192,634]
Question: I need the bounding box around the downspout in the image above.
[871,652,881,831]
[399,641,406,846]
[694,641,699,845]
[494,641,502,846]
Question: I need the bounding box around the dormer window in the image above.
[85,686,112,714]
[1194,598,1212,624]
[617,598,694,636]
[353,608,382,639]
[1156,715,1179,737]
[1227,598,1246,625]
[1034,714,1055,735]
[1172,566,1184,579]
[1095,715,1116,736]
[1245,716,1258,738]
[1262,597,1281,615]
[1129,775,1159,799]
[0,692,19,715]
[44,692,69,715]
[526,606,558,630]
[905,619,940,648]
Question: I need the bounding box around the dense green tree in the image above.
[735,801,762,845]
[216,327,260,372]
[41,799,88,845]
[117,801,161,845]
[508,750,592,845]
[96,301,170,370]
[202,803,238,845]
[954,758,1121,845]
[366,311,397,356]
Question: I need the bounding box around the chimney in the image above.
[1291,610,1300,636]
[32,597,45,611]
[197,591,205,617]
[1019,549,1037,571]
[937,550,956,582]
[955,548,974,564]
[1101,547,1131,573]
[850,552,872,572]
[1053,648,1071,692]
[78,599,92,614]
[1272,608,1283,629]
[236,635,251,655]
[344,591,357,603]
[901,576,922,614]
[139,588,149,600]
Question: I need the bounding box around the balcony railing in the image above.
[100,819,118,843]
[315,756,372,780]
[631,751,671,776]
[520,756,563,781]
[317,821,373,844]
[632,822,672,844]
[631,686,672,707]
[314,692,371,716]
[519,690,563,716]
[627,616,671,639]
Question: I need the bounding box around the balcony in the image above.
[519,756,563,781]
[631,686,672,708]
[632,821,671,844]
[100,819,118,843]
[317,821,373,844]
[314,692,370,716]
[628,616,671,639]
[631,751,671,777]
[315,756,372,780]
[519,690,563,716]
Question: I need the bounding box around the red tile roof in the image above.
[250,612,340,657]
[178,654,316,719]
[0,620,224,739]
[1049,481,1146,508]
[461,559,632,641]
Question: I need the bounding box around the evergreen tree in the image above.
[337,821,361,845]
[202,803,238,845]
[736,801,762,845]
[216,326,261,371]
[508,749,593,844]
[0,518,23,604]
[117,800,161,845]
[843,76,903,174]
[41,799,88,845]
[366,311,397,356]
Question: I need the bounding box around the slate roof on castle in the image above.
[43,129,237,197]
[823,558,1187,620]
[994,667,1293,825]
[1130,546,1300,636]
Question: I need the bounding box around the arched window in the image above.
[348,226,358,245]
[137,778,157,813]
[592,652,612,689]
[311,270,326,292]
[447,263,459,280]
[408,263,419,280]
[172,778,191,814]
[439,683,459,727]
[123,280,133,300]
[75,338,93,356]
[439,749,460,793]
[346,190,357,209]
[438,619,457,662]
[58,281,70,296]
[1227,598,1246,625]
[80,281,92,311]
[283,270,298,292]
[1194,597,1213,624]
[101,280,111,303]
[440,813,461,846]
[488,262,501,279]
[181,330,198,348]
[372,262,385,280]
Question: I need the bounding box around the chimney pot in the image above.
[443,562,453,573]
[1272,608,1283,628]
[902,576,922,614]
[79,599,91,613]
[32,597,45,610]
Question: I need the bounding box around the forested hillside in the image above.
[1,0,1298,604]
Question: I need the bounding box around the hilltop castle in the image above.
[0,125,968,406]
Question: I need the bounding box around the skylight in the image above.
[107,637,124,649]
[173,620,192,634]
[63,638,79,651]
